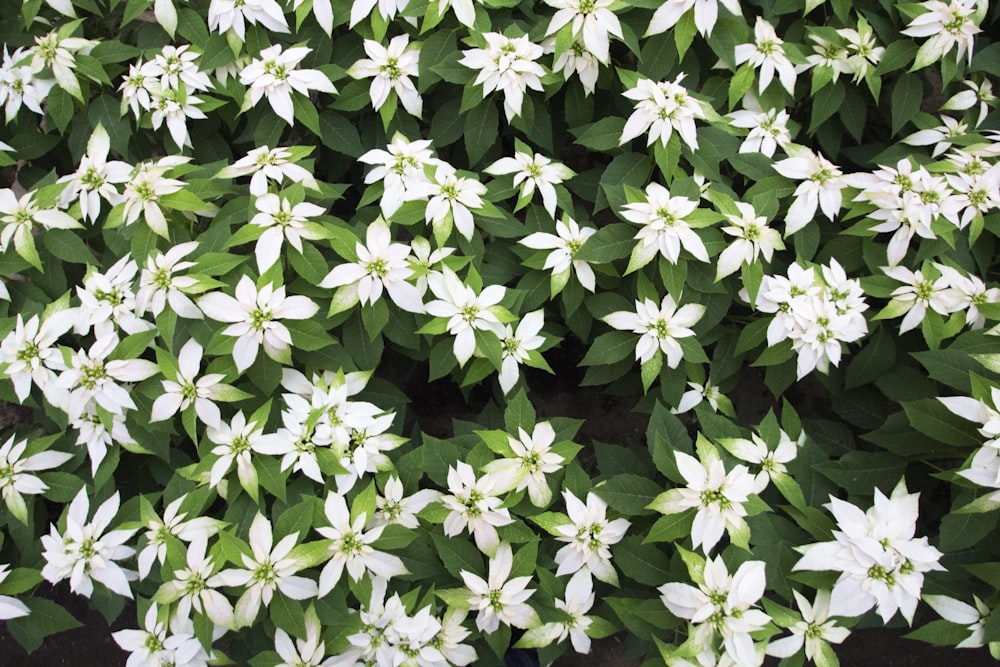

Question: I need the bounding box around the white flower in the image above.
[208,0,289,40]
[349,0,410,26]
[249,193,327,273]
[543,0,622,65]
[645,0,741,37]
[75,255,153,339]
[946,162,1000,229]
[349,36,422,117]
[372,476,441,530]
[766,589,851,662]
[719,430,799,494]
[935,264,1000,329]
[673,381,727,415]
[156,538,234,627]
[620,182,709,269]
[648,449,755,553]
[407,163,487,242]
[462,543,537,633]
[726,97,792,158]
[198,276,319,372]
[902,114,968,157]
[806,32,852,81]
[70,406,135,476]
[0,310,75,403]
[793,479,946,624]
[620,75,705,149]
[56,334,159,421]
[716,202,783,280]
[734,17,797,95]
[121,157,188,238]
[137,494,221,580]
[942,79,997,127]
[554,490,630,583]
[331,412,406,495]
[424,268,507,367]
[136,241,203,319]
[57,124,131,222]
[41,488,137,598]
[112,604,170,667]
[315,492,407,597]
[148,88,207,150]
[839,19,885,83]
[0,46,55,122]
[141,44,211,93]
[903,0,982,67]
[0,187,81,268]
[483,421,564,506]
[551,40,600,96]
[320,219,424,314]
[215,513,318,627]
[883,265,964,334]
[659,556,770,667]
[520,216,597,293]
[208,410,268,493]
[603,294,705,367]
[240,45,337,126]
[434,608,478,666]
[0,435,73,524]
[274,606,335,666]
[924,595,990,648]
[151,339,228,428]
[441,461,513,555]
[31,32,94,102]
[0,564,29,619]
[495,311,547,395]
[773,148,847,235]
[217,145,318,196]
[486,150,575,218]
[358,134,440,216]
[459,33,546,121]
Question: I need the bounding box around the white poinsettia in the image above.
[57,124,132,222]
[903,0,982,67]
[520,216,597,293]
[726,96,792,158]
[603,294,705,367]
[217,145,318,196]
[902,114,969,157]
[136,241,203,319]
[207,410,268,493]
[156,538,234,627]
[0,309,75,404]
[136,494,221,580]
[320,219,424,314]
[715,201,783,280]
[551,40,601,96]
[424,268,508,367]
[620,74,705,149]
[41,488,137,599]
[359,134,440,216]
[924,594,990,648]
[349,0,410,26]
[483,421,564,506]
[773,148,847,235]
[766,589,851,663]
[883,265,964,334]
[659,556,770,667]
[441,461,513,555]
[31,31,95,102]
[648,448,755,553]
[121,156,189,238]
[240,45,337,125]
[349,36,422,117]
[554,490,630,584]
[208,0,289,40]
[406,163,487,242]
[793,479,945,624]
[646,0,741,38]
[74,256,153,339]
[719,429,800,494]
[459,33,546,121]
[543,0,622,65]
[461,543,537,633]
[0,187,81,268]
[215,513,318,627]
[495,311,548,395]
[486,149,574,218]
[315,492,407,596]
[274,606,334,666]
[0,46,55,122]
[198,276,319,372]
[56,334,160,421]
[248,193,327,273]
[0,435,73,524]
[620,182,709,269]
[372,476,441,530]
[942,79,997,127]
[150,339,229,428]
[734,17,798,95]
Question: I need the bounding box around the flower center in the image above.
[250,306,272,331]
[80,362,109,390]
[380,57,402,80]
[16,341,40,363]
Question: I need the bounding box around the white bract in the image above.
[359,134,439,216]
[773,148,847,234]
[198,276,319,372]
[240,45,336,125]
[248,193,327,273]
[461,543,537,633]
[150,339,229,428]
[0,310,75,404]
[217,145,318,196]
[495,310,547,395]
[441,461,513,555]
[646,0,741,37]
[620,75,705,149]
[734,17,797,95]
[486,150,574,218]
[903,0,982,67]
[603,294,705,367]
[459,33,546,121]
[726,97,792,158]
[766,589,851,663]
[208,0,289,40]
[137,494,221,580]
[553,490,630,583]
[0,435,73,524]
[716,202,783,280]
[135,241,203,319]
[349,36,422,117]
[543,0,622,65]
[57,124,131,222]
[424,268,507,367]
[620,182,709,270]
[482,421,564,506]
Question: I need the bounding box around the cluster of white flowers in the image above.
[794,479,945,624]
[620,74,705,149]
[753,260,869,378]
[882,262,998,333]
[119,45,212,149]
[941,386,1000,503]
[0,46,55,122]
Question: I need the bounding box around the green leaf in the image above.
[643,511,694,544]
[504,390,536,433]
[573,223,634,263]
[430,532,483,579]
[580,331,636,366]
[464,99,499,166]
[571,117,626,151]
[614,536,672,586]
[809,82,845,135]
[7,598,83,653]
[813,451,906,496]
[43,229,95,264]
[891,73,924,136]
[318,111,364,157]
[594,475,662,516]
[902,398,983,448]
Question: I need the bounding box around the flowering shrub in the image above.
[0,0,999,665]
